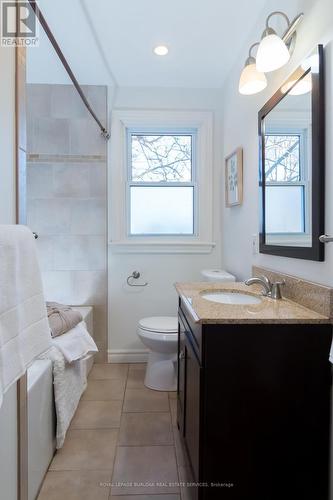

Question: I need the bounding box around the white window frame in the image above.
[109,110,214,254]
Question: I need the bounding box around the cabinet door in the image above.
[177,314,186,435]
[184,332,201,482]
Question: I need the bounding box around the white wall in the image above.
[0,45,18,500]
[221,0,333,285]
[108,87,223,360]
[0,45,16,224]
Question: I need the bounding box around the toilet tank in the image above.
[201,269,236,282]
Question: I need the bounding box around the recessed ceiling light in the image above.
[153,45,169,56]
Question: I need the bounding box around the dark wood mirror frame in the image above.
[258,44,325,261]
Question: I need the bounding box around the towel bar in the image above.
[319,234,333,243]
[126,271,148,287]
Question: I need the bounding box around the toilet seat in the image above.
[138,316,178,334]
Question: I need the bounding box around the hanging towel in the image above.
[0,225,51,408]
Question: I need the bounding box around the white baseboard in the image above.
[108,349,149,364]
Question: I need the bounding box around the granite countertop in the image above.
[175,282,331,324]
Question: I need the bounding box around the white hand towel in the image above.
[0,225,51,408]
[52,321,98,363]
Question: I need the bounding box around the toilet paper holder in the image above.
[127,271,148,287]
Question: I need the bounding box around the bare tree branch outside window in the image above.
[131,135,192,182]
[265,134,301,182]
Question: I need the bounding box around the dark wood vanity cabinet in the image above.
[177,298,332,500]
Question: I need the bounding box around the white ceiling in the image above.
[27,0,270,88]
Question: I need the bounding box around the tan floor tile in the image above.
[126,365,146,388]
[169,391,177,399]
[111,446,179,496]
[129,363,146,371]
[169,397,177,426]
[50,429,118,470]
[173,427,189,468]
[123,388,169,412]
[110,496,180,499]
[118,412,173,446]
[70,400,122,429]
[89,363,128,380]
[82,379,126,401]
[37,470,111,500]
[178,466,195,500]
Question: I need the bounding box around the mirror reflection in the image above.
[263,73,312,247]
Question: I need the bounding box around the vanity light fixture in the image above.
[153,45,169,56]
[281,73,312,95]
[256,11,304,73]
[239,43,267,95]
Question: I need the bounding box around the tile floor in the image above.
[38,363,192,500]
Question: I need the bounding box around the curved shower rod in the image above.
[27,0,110,140]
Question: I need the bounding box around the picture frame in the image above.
[225,147,243,207]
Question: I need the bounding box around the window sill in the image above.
[108,240,216,254]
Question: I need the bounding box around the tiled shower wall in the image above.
[26,84,108,362]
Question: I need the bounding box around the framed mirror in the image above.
[259,45,325,261]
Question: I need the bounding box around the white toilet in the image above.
[201,269,236,282]
[137,269,236,392]
[137,316,178,391]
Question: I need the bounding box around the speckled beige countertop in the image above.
[175,282,331,324]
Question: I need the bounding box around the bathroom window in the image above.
[127,132,196,236]
[264,130,310,235]
[109,110,214,253]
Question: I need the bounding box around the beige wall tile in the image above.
[53,164,91,198]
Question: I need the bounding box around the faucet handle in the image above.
[270,280,285,300]
[259,275,272,287]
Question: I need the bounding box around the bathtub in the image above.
[28,359,55,500]
[27,306,94,500]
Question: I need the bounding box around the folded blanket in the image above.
[52,321,98,363]
[39,346,88,448]
[47,302,82,338]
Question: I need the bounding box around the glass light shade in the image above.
[256,34,290,72]
[239,63,267,95]
[281,74,312,95]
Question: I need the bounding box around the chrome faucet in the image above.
[245,275,285,299]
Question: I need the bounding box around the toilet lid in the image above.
[139,316,178,333]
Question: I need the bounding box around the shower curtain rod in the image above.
[28,0,110,140]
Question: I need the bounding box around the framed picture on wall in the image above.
[225,147,243,207]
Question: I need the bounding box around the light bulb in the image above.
[153,45,169,56]
[239,62,267,95]
[281,74,312,95]
[256,32,290,72]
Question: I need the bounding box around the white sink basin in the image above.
[201,291,262,305]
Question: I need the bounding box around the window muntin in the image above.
[127,130,196,236]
